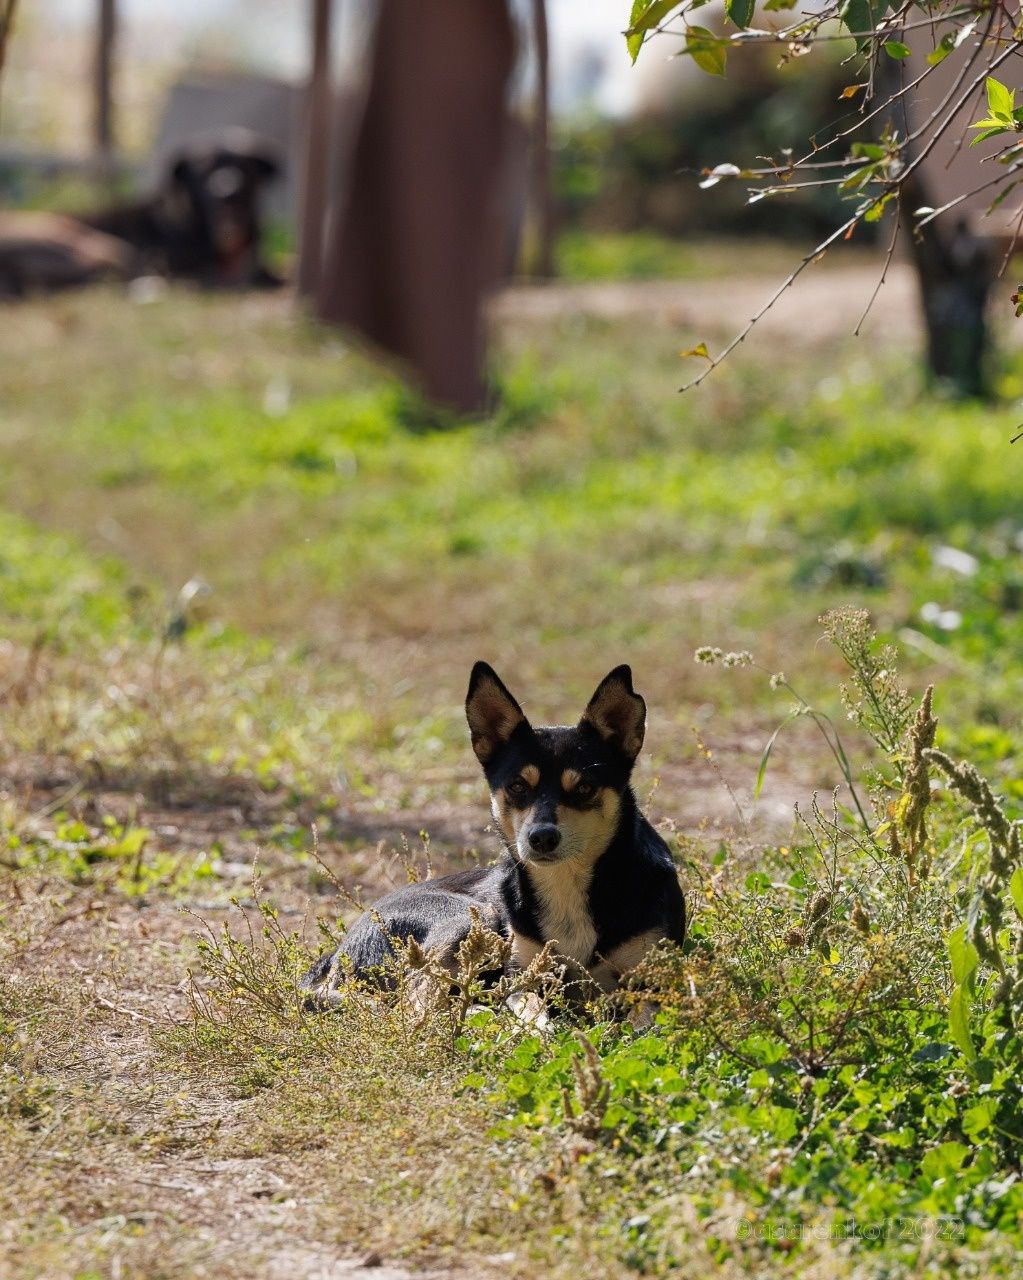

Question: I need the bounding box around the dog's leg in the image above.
[506,953,601,1027]
[404,931,464,1017]
[405,904,506,1019]
[591,928,670,1029]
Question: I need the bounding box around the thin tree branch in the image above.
[679,212,860,391]
[854,201,901,336]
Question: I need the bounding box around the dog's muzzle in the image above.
[526,823,561,859]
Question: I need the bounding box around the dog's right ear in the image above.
[466,662,526,765]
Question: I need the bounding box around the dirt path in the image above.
[5,843,458,1280]
[496,262,915,343]
[494,260,1021,349]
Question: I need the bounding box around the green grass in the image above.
[556,230,810,281]
[3,278,1023,1278]
[4,285,1023,742]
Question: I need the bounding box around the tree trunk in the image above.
[0,0,19,79]
[317,0,516,415]
[903,180,995,399]
[297,0,333,298]
[530,0,555,279]
[881,56,995,398]
[94,0,117,179]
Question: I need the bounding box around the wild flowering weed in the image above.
[695,636,874,831]
[687,610,1023,1163]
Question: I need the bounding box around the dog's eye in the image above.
[506,777,530,799]
[575,781,596,800]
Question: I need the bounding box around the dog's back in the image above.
[300,863,508,1004]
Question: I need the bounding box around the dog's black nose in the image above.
[527,824,561,856]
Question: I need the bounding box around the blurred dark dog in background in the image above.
[0,127,284,297]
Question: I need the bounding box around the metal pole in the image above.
[297,0,332,297]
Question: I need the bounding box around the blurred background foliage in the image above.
[553,47,856,246]
[1,2,860,252]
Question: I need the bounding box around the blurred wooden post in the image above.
[94,0,116,174]
[531,0,555,278]
[298,0,332,297]
[1,0,20,79]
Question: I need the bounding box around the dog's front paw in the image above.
[505,990,552,1030]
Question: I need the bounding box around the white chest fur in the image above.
[524,857,598,965]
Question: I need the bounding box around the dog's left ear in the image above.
[580,665,646,763]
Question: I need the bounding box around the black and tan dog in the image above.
[81,128,284,288]
[0,129,283,298]
[301,663,685,1009]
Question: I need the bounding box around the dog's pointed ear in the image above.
[466,662,527,764]
[580,665,646,763]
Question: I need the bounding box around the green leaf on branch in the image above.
[883,40,911,60]
[986,179,1023,215]
[841,0,891,52]
[684,26,728,75]
[840,162,877,194]
[926,18,975,66]
[967,85,1019,147]
[949,984,975,1061]
[726,0,756,30]
[986,76,1015,119]
[970,125,1012,147]
[962,1099,996,1137]
[864,192,895,222]
[626,0,680,62]
[1010,866,1023,920]
[948,924,979,988]
[927,33,955,65]
[920,1142,969,1180]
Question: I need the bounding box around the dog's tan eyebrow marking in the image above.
[561,768,581,791]
[520,764,540,787]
